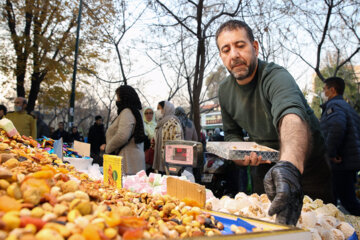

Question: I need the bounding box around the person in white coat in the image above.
[102,85,146,175]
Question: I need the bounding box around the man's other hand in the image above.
[232,151,271,166]
[264,161,303,225]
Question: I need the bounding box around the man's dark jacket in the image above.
[320,95,360,171]
[88,123,106,154]
[51,129,70,143]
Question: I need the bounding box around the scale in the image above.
[164,140,203,176]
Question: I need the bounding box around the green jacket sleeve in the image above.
[262,65,309,130]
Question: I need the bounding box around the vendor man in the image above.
[216,20,332,225]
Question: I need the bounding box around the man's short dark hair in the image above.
[324,77,345,95]
[95,115,102,121]
[0,104,7,115]
[215,20,255,49]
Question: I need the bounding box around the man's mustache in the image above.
[230,59,246,68]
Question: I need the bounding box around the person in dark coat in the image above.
[69,126,84,143]
[88,115,106,166]
[31,111,50,138]
[51,122,71,143]
[174,107,198,141]
[320,77,360,216]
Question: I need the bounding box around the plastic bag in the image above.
[0,118,19,137]
[88,164,103,181]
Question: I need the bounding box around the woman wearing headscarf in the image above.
[153,101,183,173]
[102,85,146,175]
[143,107,156,172]
[175,106,198,141]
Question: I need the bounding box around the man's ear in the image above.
[330,86,337,96]
[253,40,259,56]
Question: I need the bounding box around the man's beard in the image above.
[228,55,257,82]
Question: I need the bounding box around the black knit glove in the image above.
[264,161,303,226]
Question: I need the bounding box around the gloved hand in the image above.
[263,161,303,226]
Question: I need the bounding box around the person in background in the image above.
[143,107,156,174]
[175,106,201,181]
[153,101,183,174]
[102,85,146,175]
[320,77,360,216]
[49,127,55,136]
[0,105,7,119]
[6,97,36,139]
[216,19,332,225]
[70,126,84,143]
[31,111,50,138]
[51,122,71,143]
[209,128,224,141]
[88,115,106,166]
[175,106,198,141]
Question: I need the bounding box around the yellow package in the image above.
[103,154,122,189]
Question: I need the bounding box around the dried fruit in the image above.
[0,195,21,212]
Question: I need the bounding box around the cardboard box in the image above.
[103,154,122,189]
[73,141,91,157]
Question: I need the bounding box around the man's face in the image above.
[14,98,25,111]
[59,123,64,131]
[0,110,4,118]
[218,28,259,84]
[95,119,103,125]
[323,84,336,100]
[72,127,77,134]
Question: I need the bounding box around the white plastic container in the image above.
[63,157,93,171]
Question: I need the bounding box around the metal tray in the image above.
[206,142,279,162]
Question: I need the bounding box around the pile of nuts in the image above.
[0,130,230,240]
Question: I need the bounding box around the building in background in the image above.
[200,104,222,135]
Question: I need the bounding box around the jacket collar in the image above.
[321,95,343,110]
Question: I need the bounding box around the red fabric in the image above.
[145,148,154,165]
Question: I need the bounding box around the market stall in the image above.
[0,127,357,240]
